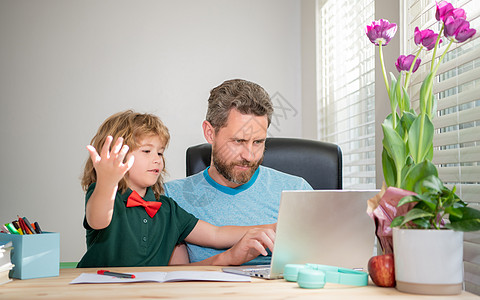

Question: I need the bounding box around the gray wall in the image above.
[0,0,310,262]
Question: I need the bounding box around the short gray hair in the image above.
[206,79,273,131]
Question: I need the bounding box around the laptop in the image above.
[222,190,379,279]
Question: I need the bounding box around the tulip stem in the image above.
[404,47,422,92]
[433,39,453,76]
[396,165,402,188]
[416,113,426,164]
[426,39,453,117]
[380,42,396,128]
[430,25,444,72]
[379,42,390,95]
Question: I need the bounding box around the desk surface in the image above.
[1,266,478,299]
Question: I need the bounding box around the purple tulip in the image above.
[436,1,466,22]
[365,19,397,46]
[414,27,441,50]
[395,55,421,73]
[446,8,467,20]
[444,16,476,43]
[436,1,454,22]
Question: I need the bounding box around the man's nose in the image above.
[239,143,255,161]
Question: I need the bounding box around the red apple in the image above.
[368,253,396,287]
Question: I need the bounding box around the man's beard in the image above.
[212,148,263,185]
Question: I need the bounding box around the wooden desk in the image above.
[1,266,478,299]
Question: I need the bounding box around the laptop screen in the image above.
[269,190,379,277]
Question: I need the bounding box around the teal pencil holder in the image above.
[0,232,60,279]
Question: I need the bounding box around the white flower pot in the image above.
[392,227,463,295]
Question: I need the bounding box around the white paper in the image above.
[70,271,251,284]
[164,271,250,282]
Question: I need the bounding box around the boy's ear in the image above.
[202,121,215,144]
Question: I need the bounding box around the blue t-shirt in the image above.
[164,166,312,264]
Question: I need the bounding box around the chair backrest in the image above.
[185,137,342,189]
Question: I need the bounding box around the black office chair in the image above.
[185,137,342,189]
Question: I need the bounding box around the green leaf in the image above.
[402,86,411,112]
[383,113,394,128]
[452,198,467,208]
[399,208,434,227]
[446,207,480,231]
[382,124,406,164]
[382,149,396,187]
[419,175,444,193]
[430,93,437,120]
[445,207,463,219]
[397,195,419,207]
[449,207,480,222]
[400,164,413,185]
[395,73,402,111]
[425,144,434,161]
[408,114,434,164]
[397,111,415,141]
[446,219,480,232]
[413,198,437,214]
[405,155,414,166]
[419,72,434,114]
[426,93,435,119]
[400,111,416,133]
[390,216,404,228]
[382,124,406,180]
[389,73,398,112]
[402,160,438,192]
[411,218,430,229]
[395,117,405,138]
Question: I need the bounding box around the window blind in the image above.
[405,0,480,294]
[317,0,376,190]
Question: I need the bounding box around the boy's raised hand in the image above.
[86,136,135,186]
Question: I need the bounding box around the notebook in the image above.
[222,189,379,279]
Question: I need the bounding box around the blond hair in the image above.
[81,110,170,199]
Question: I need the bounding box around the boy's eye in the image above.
[158,153,163,156]
[142,150,151,153]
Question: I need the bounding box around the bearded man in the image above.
[165,79,312,265]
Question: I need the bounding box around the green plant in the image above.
[390,173,480,231]
[366,1,480,231]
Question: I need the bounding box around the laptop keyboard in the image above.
[243,267,271,277]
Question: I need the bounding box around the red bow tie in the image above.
[126,191,162,218]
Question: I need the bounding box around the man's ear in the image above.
[202,120,215,144]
